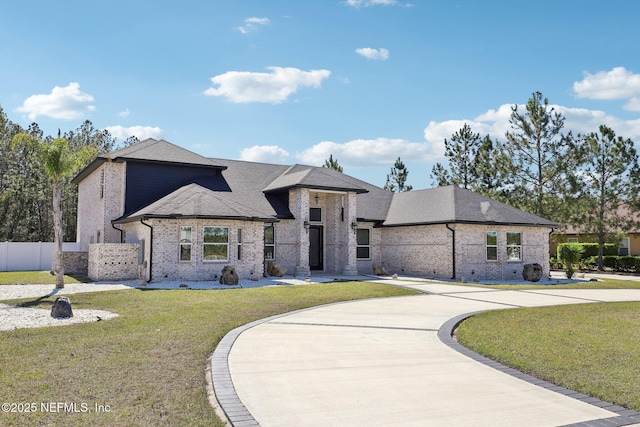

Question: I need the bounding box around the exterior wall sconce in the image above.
[314,193,320,205]
[351,221,358,233]
[304,220,310,231]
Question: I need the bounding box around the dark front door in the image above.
[309,225,323,271]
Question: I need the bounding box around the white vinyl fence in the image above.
[0,242,82,272]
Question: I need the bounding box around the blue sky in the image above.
[2,0,640,187]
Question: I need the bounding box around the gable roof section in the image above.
[115,183,276,223]
[72,138,225,183]
[383,186,558,227]
[263,164,370,194]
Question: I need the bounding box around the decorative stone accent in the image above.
[372,263,389,276]
[267,261,287,277]
[220,266,239,285]
[51,296,73,318]
[522,263,543,282]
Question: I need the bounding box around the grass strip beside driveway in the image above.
[0,282,417,427]
[0,271,89,285]
[456,301,640,412]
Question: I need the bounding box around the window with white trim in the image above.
[506,232,522,261]
[619,237,630,256]
[486,231,498,261]
[264,224,275,260]
[356,228,370,259]
[179,226,192,261]
[237,228,243,260]
[203,226,229,261]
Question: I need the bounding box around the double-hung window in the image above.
[486,231,497,261]
[179,226,192,261]
[264,224,275,260]
[506,232,522,261]
[203,226,229,261]
[356,228,370,259]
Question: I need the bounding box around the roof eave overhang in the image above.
[379,220,559,228]
[113,214,278,224]
[264,184,369,194]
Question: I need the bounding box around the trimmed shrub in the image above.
[580,256,598,270]
[558,243,584,278]
[603,256,619,270]
[579,243,618,258]
[619,256,637,272]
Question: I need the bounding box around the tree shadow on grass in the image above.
[15,288,60,308]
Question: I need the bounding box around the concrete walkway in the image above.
[211,280,640,427]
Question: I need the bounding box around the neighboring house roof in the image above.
[556,204,640,235]
[115,183,276,223]
[383,186,559,227]
[77,138,556,228]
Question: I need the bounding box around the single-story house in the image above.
[72,138,557,282]
[551,205,640,256]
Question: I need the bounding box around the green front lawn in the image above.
[459,277,640,290]
[456,301,640,411]
[0,271,90,285]
[0,282,417,426]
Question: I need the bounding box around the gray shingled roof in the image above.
[117,183,275,222]
[77,139,556,228]
[383,186,558,227]
[107,138,222,167]
[263,164,369,194]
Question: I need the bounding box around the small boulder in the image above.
[522,263,543,282]
[220,266,239,285]
[267,261,287,277]
[51,296,73,319]
[372,263,389,276]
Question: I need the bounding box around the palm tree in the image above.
[12,134,96,288]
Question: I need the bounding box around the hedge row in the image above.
[556,242,618,260]
[552,255,640,273]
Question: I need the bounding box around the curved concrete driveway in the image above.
[211,281,640,427]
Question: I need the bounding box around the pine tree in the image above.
[504,91,575,218]
[573,125,640,270]
[384,157,413,192]
[323,154,343,172]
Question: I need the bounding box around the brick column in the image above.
[342,192,358,275]
[294,189,311,276]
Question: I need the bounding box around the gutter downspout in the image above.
[111,222,124,243]
[445,223,455,279]
[140,218,153,282]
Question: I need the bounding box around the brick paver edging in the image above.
[438,312,640,427]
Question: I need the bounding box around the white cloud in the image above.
[204,66,331,104]
[355,47,389,61]
[118,108,130,118]
[238,17,270,34]
[296,137,437,167]
[240,145,289,164]
[344,0,398,7]
[424,102,640,151]
[16,82,95,120]
[573,67,640,111]
[345,0,413,7]
[105,125,163,140]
